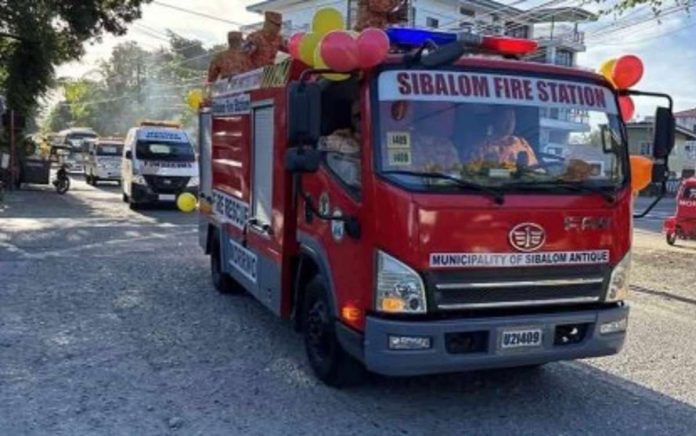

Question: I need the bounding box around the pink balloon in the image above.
[613,55,644,89]
[288,32,305,60]
[619,95,635,122]
[320,31,359,72]
[356,28,390,69]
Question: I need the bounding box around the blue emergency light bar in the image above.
[386,28,458,47]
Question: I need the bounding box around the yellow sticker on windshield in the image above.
[386,131,411,149]
[388,149,412,166]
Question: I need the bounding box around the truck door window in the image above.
[317,79,362,192]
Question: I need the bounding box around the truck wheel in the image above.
[666,232,677,246]
[303,276,365,387]
[210,236,241,294]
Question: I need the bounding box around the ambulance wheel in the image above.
[210,235,241,294]
[86,175,93,185]
[666,232,677,245]
[303,276,365,387]
[122,193,128,203]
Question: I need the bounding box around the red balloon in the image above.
[288,32,305,60]
[320,31,359,72]
[619,95,635,122]
[356,28,390,69]
[612,55,644,89]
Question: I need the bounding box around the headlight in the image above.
[187,176,199,187]
[606,250,631,302]
[133,174,147,185]
[375,250,427,314]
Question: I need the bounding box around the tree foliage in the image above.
[43,33,214,136]
[0,0,150,115]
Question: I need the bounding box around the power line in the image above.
[150,0,246,27]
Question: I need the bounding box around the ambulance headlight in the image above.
[375,251,427,314]
[187,176,199,187]
[606,251,631,302]
[133,174,147,185]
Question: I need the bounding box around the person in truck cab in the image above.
[467,106,539,170]
[409,102,461,172]
[318,100,362,188]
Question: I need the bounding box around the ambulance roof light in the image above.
[386,27,537,56]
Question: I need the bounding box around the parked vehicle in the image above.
[121,121,199,209]
[53,127,98,173]
[198,28,675,386]
[664,177,696,245]
[85,137,124,186]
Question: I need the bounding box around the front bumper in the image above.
[94,169,121,180]
[131,183,198,204]
[338,305,628,377]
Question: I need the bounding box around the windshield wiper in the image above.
[504,180,617,204]
[382,170,505,205]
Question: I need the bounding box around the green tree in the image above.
[0,0,151,116]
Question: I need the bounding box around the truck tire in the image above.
[303,275,365,387]
[666,232,677,246]
[210,235,241,294]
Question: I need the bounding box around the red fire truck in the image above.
[197,29,675,386]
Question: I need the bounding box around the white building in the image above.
[675,107,696,133]
[244,0,596,67]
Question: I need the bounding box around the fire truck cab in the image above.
[198,29,675,386]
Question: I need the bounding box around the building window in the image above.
[640,142,652,155]
[505,23,529,39]
[459,7,475,17]
[426,17,439,28]
[555,49,574,67]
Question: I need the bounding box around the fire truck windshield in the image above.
[376,70,627,193]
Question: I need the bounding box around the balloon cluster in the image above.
[288,8,390,81]
[598,55,644,122]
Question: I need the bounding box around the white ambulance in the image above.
[121,121,198,209]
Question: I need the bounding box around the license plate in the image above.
[158,194,176,201]
[500,328,543,350]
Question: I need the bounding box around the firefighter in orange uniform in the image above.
[468,107,539,169]
[207,31,249,82]
[244,11,287,70]
[354,0,408,31]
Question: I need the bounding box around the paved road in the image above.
[633,196,676,234]
[1,177,695,435]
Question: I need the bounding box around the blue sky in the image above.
[54,0,696,117]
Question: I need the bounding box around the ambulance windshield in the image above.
[376,70,626,192]
[136,141,195,162]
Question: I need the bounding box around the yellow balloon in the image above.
[314,45,349,81]
[186,89,204,110]
[599,58,617,87]
[177,192,198,213]
[299,32,322,66]
[312,8,345,35]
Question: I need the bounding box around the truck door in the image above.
[198,108,213,249]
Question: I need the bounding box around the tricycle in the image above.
[663,177,696,245]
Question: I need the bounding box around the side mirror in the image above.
[125,150,132,160]
[651,107,675,183]
[288,82,321,147]
[285,147,320,173]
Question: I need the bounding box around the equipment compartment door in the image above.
[251,105,274,227]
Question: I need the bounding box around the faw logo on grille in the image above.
[509,223,546,252]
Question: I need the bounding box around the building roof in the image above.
[627,121,696,140]
[526,7,597,23]
[675,108,696,118]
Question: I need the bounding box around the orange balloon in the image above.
[618,95,635,122]
[613,55,644,89]
[630,155,653,193]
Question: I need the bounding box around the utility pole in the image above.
[9,110,16,190]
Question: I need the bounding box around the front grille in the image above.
[425,265,609,311]
[143,175,189,194]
